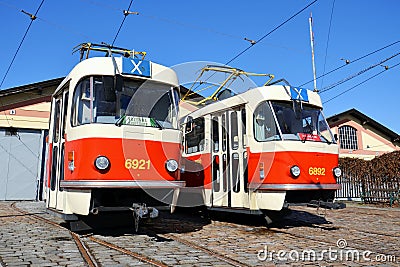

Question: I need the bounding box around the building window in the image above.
[339,125,358,150]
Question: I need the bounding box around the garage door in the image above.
[0,128,44,200]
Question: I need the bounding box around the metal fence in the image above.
[335,152,400,204]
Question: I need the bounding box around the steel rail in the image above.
[10,202,167,267]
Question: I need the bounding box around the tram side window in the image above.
[212,117,219,152]
[50,147,58,191]
[231,112,238,150]
[242,109,247,148]
[94,78,116,123]
[185,118,205,154]
[72,76,118,126]
[232,153,240,193]
[254,102,279,141]
[53,100,61,142]
[72,77,91,126]
[212,155,220,192]
[62,92,69,136]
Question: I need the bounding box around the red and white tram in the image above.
[44,44,184,229]
[179,65,342,220]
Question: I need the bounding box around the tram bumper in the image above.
[252,183,345,209]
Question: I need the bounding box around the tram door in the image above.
[47,88,69,210]
[211,107,249,208]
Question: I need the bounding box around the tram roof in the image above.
[54,56,179,95]
[180,85,323,120]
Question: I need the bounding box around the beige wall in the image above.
[0,102,51,130]
[330,116,399,160]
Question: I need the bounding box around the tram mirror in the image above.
[185,118,194,134]
[334,134,338,141]
[114,75,123,92]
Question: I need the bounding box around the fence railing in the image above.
[335,151,400,205]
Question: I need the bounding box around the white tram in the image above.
[44,44,184,229]
[179,65,342,218]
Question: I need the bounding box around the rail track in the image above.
[10,202,168,267]
[10,202,253,266]
[8,202,398,266]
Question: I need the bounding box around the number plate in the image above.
[125,159,151,170]
[308,167,326,176]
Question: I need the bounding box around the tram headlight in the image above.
[95,156,110,171]
[333,167,342,178]
[290,165,301,178]
[165,159,178,172]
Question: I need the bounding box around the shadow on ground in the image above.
[70,206,211,237]
[71,206,339,237]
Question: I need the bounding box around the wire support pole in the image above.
[309,12,318,92]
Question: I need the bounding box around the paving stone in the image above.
[0,201,399,266]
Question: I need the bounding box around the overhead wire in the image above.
[0,1,96,59]
[189,0,318,93]
[299,40,400,87]
[0,0,45,89]
[320,51,400,93]
[111,0,134,46]
[320,0,335,89]
[225,0,318,66]
[0,0,46,160]
[323,61,400,104]
[78,0,317,57]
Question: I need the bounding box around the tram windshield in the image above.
[254,101,335,143]
[71,76,179,129]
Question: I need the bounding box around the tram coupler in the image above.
[307,200,346,209]
[130,203,159,232]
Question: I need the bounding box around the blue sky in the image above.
[0,0,399,133]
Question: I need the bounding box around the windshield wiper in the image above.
[150,118,163,129]
[115,114,126,127]
[302,119,314,143]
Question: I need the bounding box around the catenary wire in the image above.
[225,0,318,66]
[300,40,400,87]
[320,0,335,89]
[190,0,318,92]
[0,0,45,161]
[111,0,134,46]
[0,0,45,89]
[320,51,400,93]
[78,0,318,56]
[323,61,400,104]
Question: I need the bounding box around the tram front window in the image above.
[271,101,335,143]
[72,76,179,129]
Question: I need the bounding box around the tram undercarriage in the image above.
[48,188,179,232]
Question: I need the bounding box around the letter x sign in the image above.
[122,58,151,77]
[290,87,309,102]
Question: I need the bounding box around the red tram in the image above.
[44,44,184,230]
[178,65,342,221]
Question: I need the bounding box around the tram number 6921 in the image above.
[308,167,325,176]
[125,159,151,170]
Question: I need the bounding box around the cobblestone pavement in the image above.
[0,201,398,266]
